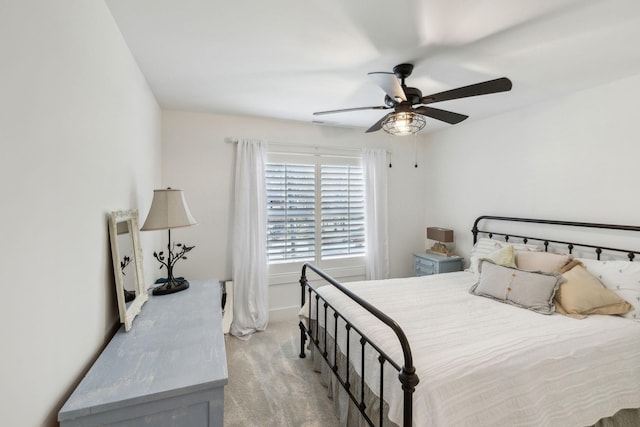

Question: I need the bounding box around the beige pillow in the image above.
[482,245,517,268]
[516,251,571,273]
[559,259,582,274]
[555,263,633,319]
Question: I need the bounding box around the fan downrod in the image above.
[392,64,421,104]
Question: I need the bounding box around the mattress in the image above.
[303,271,640,427]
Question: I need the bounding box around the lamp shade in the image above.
[426,227,454,243]
[141,188,197,231]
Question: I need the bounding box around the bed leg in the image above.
[299,321,307,358]
[299,265,309,359]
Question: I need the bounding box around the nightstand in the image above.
[413,252,463,276]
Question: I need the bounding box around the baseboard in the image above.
[269,306,300,323]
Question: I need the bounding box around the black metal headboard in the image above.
[472,215,640,261]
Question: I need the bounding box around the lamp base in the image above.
[152,279,190,296]
[427,242,452,257]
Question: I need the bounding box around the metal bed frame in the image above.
[298,215,640,427]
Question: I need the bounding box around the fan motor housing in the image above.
[402,87,423,105]
[386,87,422,107]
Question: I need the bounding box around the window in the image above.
[266,154,365,265]
[320,164,365,258]
[266,162,315,262]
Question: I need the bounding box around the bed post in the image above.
[399,366,419,427]
[472,215,486,244]
[299,264,308,359]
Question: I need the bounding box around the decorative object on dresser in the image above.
[108,209,149,332]
[58,280,227,427]
[414,251,463,276]
[141,188,197,296]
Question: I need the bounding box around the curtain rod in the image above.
[225,137,391,155]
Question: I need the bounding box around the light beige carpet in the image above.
[224,320,340,427]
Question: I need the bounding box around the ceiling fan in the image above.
[313,63,512,135]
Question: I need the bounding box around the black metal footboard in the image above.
[299,263,418,427]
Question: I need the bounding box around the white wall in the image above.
[0,2,161,425]
[161,110,427,316]
[422,73,640,262]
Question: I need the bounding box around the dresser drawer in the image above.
[413,252,463,277]
[415,257,436,276]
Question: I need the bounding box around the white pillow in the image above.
[510,242,543,252]
[578,258,640,321]
[470,238,503,258]
[467,238,502,274]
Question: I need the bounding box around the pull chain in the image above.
[414,133,418,168]
[388,133,393,168]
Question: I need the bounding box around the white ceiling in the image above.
[105,0,640,133]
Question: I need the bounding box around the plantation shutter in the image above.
[266,162,315,262]
[320,164,365,258]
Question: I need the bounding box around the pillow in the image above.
[515,251,572,273]
[559,259,583,274]
[510,242,543,252]
[578,258,640,321]
[468,238,531,274]
[469,238,541,258]
[469,238,503,258]
[470,260,564,314]
[484,244,517,268]
[467,238,502,274]
[555,262,633,319]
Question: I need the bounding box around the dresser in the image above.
[413,252,463,276]
[59,279,227,427]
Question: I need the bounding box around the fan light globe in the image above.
[382,112,426,136]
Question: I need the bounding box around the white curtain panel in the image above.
[362,148,389,280]
[230,139,269,339]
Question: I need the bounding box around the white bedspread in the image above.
[305,271,640,427]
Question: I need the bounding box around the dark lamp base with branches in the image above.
[152,278,190,295]
[151,239,195,296]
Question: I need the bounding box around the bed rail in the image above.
[472,215,640,260]
[299,263,418,427]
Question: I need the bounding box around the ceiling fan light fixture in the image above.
[382,111,426,136]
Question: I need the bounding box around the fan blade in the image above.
[420,77,512,105]
[365,112,393,133]
[368,72,407,102]
[314,105,389,116]
[413,106,468,124]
